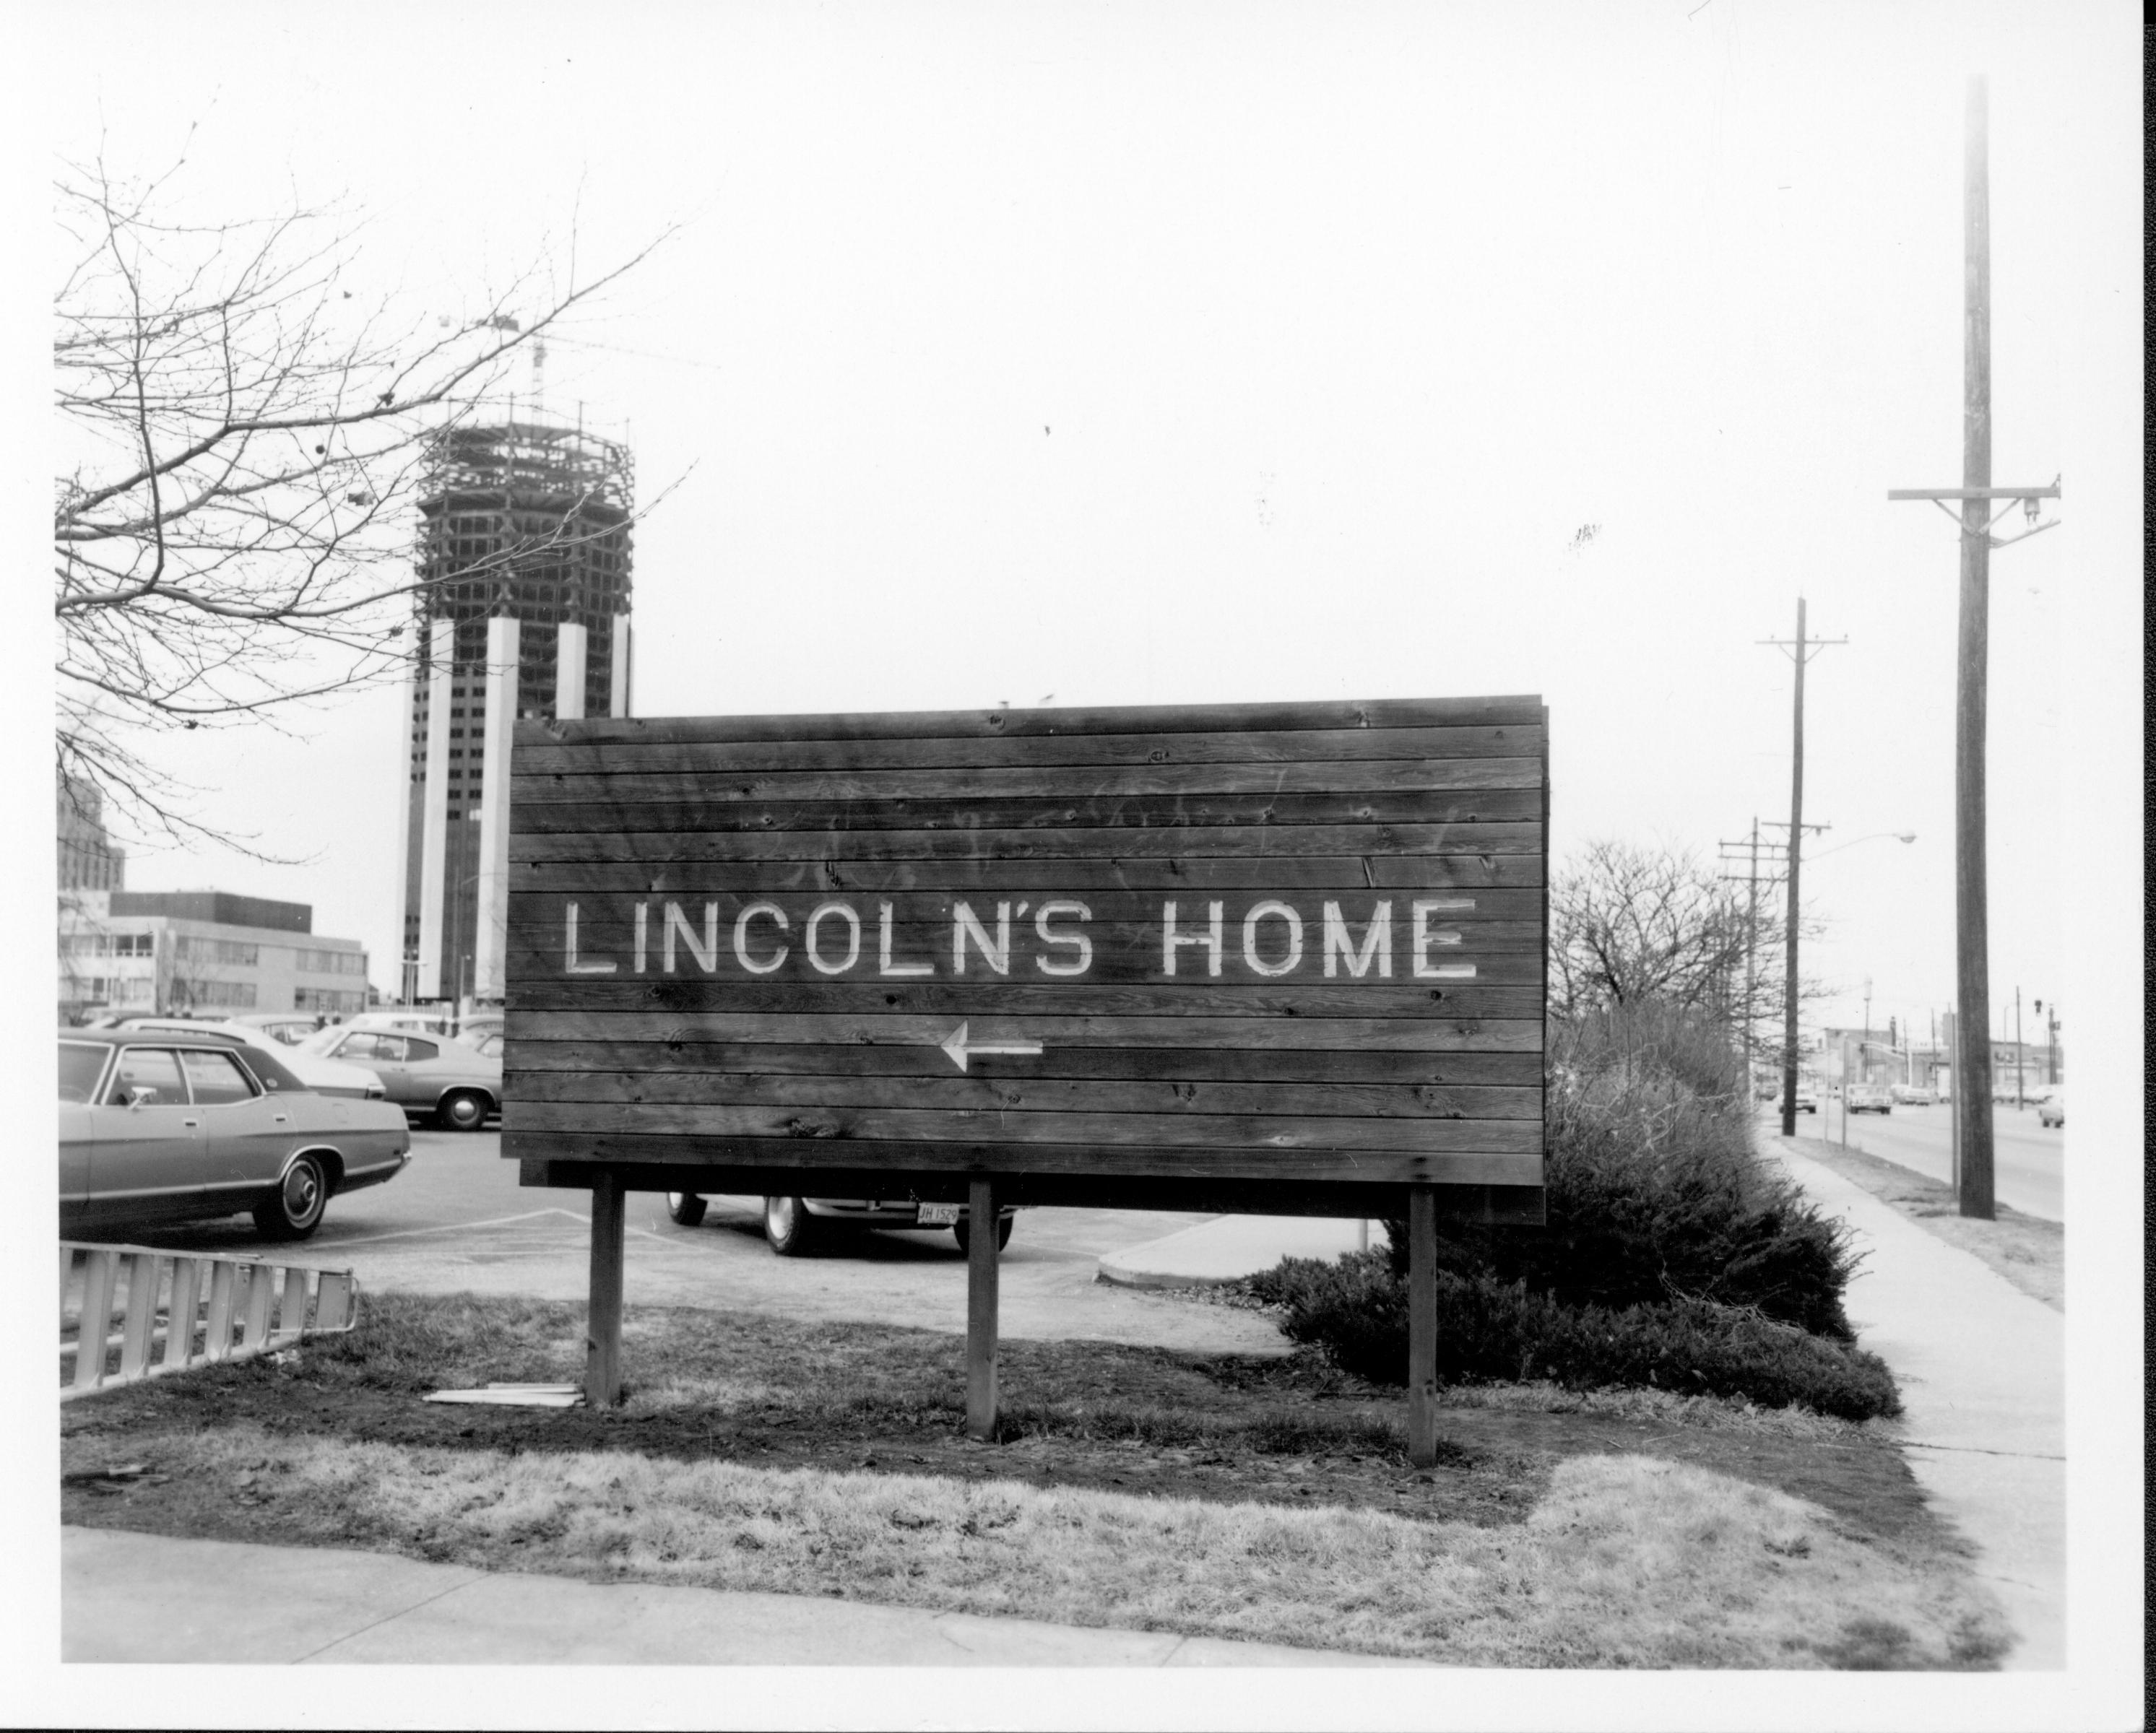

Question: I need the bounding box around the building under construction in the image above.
[397,420,635,1007]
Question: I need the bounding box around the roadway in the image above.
[1772,1100,2064,1223]
[103,1128,1289,1355]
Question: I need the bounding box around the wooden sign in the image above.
[504,696,1547,1222]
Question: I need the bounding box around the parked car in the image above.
[233,1012,329,1047]
[1847,1082,1894,1114]
[1793,1081,1819,1113]
[1889,1082,1931,1106]
[113,1016,386,1101]
[2037,1089,2064,1129]
[337,1009,456,1038]
[457,1012,505,1045]
[297,1025,503,1130]
[59,1029,410,1241]
[664,1190,1018,1257]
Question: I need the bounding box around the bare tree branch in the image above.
[53,147,677,855]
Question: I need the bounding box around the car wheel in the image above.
[764,1195,818,1256]
[254,1153,329,1241]
[953,1215,1014,1256]
[436,1090,490,1132]
[666,1191,707,1228]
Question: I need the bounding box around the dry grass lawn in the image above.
[61,1294,2008,1668]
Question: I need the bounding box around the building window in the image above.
[294,986,365,1015]
[174,978,259,1009]
[174,937,259,968]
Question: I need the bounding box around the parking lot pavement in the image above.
[95,1132,1291,1356]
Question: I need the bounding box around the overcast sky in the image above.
[8,5,2142,1722]
[38,3,2132,1059]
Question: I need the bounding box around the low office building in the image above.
[57,890,370,1024]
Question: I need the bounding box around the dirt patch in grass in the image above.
[1789,1139,2064,1312]
[59,1294,2005,1666]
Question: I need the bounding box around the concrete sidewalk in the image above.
[1766,1134,2066,1669]
[1096,1212,1382,1287]
[61,1527,1414,1667]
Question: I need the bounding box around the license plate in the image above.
[917,1202,961,1227]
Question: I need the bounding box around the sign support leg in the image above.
[966,1176,1000,1442]
[1408,1185,1439,1467]
[584,1173,625,1407]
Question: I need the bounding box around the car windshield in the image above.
[58,1041,107,1103]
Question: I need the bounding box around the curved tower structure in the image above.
[397,421,634,1007]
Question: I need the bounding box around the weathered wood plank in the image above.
[510,789,1546,837]
[511,756,1548,807]
[586,1173,625,1407]
[508,1099,1544,1152]
[511,856,1546,895]
[514,695,1546,752]
[508,1069,1546,1120]
[508,822,1545,864]
[517,899,1536,939]
[504,1009,1544,1051]
[966,1176,998,1441]
[504,1128,1544,1186]
[506,978,1546,1017]
[512,721,1547,778]
[516,1156,1546,1221]
[500,1038,1544,1087]
[508,925,1546,973]
[1408,1188,1438,1466]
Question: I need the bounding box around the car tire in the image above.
[764,1195,818,1256]
[953,1215,1014,1255]
[436,1090,490,1132]
[254,1152,329,1241]
[666,1191,707,1228]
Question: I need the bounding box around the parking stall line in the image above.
[329,1208,593,1247]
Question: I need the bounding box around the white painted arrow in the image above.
[938,1021,1044,1072]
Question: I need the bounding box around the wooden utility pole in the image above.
[1782,602,1808,1139]
[1954,76,1999,1213]
[1888,74,2061,1220]
[1759,604,1843,1137]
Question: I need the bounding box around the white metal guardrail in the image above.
[59,1242,361,1401]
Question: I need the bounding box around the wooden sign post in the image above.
[503,697,1549,1464]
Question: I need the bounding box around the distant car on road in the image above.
[297,1025,503,1132]
[59,1029,410,1241]
[1793,1081,1819,1114]
[1847,1082,1893,1114]
[1889,1082,1931,1106]
[2036,1089,2064,1129]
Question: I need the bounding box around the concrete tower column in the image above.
[610,616,631,718]
[390,658,417,998]
[472,614,521,1001]
[556,621,588,721]
[415,618,456,999]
